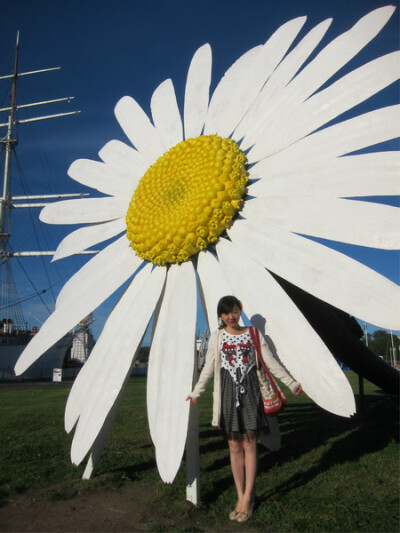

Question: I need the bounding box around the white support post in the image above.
[185,349,200,505]
[185,400,200,505]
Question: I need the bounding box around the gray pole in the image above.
[0,32,19,253]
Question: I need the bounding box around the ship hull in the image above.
[0,335,73,381]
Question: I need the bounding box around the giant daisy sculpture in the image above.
[15,6,399,484]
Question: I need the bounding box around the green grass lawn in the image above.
[0,372,398,532]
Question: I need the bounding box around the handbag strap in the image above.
[249,326,264,367]
[249,326,281,394]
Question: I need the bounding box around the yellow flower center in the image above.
[126,135,248,266]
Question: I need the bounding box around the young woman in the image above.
[186,295,302,522]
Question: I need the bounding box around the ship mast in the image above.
[0,32,96,258]
[0,31,20,253]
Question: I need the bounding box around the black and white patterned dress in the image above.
[220,329,265,441]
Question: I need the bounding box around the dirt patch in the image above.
[0,484,210,533]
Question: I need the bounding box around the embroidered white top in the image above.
[220,330,256,407]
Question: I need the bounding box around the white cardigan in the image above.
[190,327,300,427]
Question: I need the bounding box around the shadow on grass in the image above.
[102,457,158,482]
[198,429,227,455]
[257,391,398,499]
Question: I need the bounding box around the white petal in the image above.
[235,18,332,145]
[56,236,138,308]
[40,197,129,225]
[197,251,232,332]
[65,266,148,434]
[80,397,121,480]
[202,45,262,134]
[53,218,126,261]
[204,17,306,138]
[68,264,166,464]
[115,96,165,165]
[246,6,396,159]
[98,140,148,179]
[242,197,400,249]
[68,159,135,197]
[249,152,400,197]
[15,237,141,375]
[249,105,400,164]
[249,51,400,157]
[151,79,183,149]
[147,262,197,483]
[217,238,356,417]
[292,5,396,95]
[184,44,212,139]
[228,219,400,330]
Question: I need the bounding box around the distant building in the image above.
[68,315,95,365]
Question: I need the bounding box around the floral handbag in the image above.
[249,326,286,415]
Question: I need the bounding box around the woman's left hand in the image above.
[186,395,197,404]
[295,384,303,395]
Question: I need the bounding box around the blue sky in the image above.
[0,0,398,341]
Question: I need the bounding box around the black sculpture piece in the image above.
[272,273,399,396]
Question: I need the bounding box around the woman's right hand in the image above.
[295,384,303,395]
[186,395,196,404]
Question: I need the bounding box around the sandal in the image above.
[236,501,255,523]
[229,510,240,521]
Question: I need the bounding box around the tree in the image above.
[367,330,399,362]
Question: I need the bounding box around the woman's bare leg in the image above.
[228,439,245,510]
[241,438,257,513]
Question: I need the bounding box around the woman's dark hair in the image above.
[217,295,242,317]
